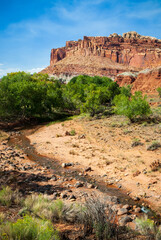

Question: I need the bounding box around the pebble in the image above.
[75,182,83,188]
[85,167,92,172]
[51,175,57,181]
[134,207,141,213]
[62,162,73,168]
[119,216,133,226]
[68,195,76,200]
[122,204,131,210]
[117,208,129,216]
[61,193,68,199]
[87,183,95,189]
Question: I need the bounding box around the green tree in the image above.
[0,72,64,119]
[113,91,151,120]
[64,75,120,114]
[120,85,132,97]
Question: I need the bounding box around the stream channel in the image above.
[8,125,160,221]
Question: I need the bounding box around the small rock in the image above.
[134,207,141,213]
[117,208,128,216]
[119,216,133,226]
[122,204,131,210]
[106,196,120,204]
[62,163,67,168]
[85,167,92,172]
[133,196,140,201]
[67,189,72,193]
[68,195,76,200]
[61,193,68,199]
[66,183,72,188]
[87,183,95,189]
[133,170,141,177]
[62,162,73,168]
[78,134,86,139]
[75,182,83,188]
[102,174,107,177]
[51,175,57,181]
[111,204,120,212]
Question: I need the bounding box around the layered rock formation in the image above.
[50,32,161,68]
[41,31,161,91]
[115,67,161,93]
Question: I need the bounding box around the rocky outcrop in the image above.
[115,67,161,93]
[41,31,161,89]
[132,67,161,93]
[115,72,138,87]
[47,31,161,73]
[42,55,137,80]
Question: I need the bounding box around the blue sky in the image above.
[0,0,161,77]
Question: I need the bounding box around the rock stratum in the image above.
[115,67,161,93]
[41,31,161,92]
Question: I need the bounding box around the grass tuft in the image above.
[0,215,60,240]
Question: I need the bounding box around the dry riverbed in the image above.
[29,115,161,213]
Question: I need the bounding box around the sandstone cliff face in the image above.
[115,67,161,93]
[50,31,161,70]
[41,31,161,92]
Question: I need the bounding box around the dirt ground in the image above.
[28,115,161,213]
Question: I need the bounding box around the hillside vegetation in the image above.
[0,72,152,122]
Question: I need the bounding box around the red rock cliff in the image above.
[50,31,161,69]
[41,31,161,83]
[115,67,161,94]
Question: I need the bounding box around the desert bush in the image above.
[0,215,60,240]
[23,194,80,223]
[135,216,161,239]
[78,196,118,239]
[0,186,22,207]
[69,129,76,136]
[24,194,63,221]
[157,87,161,98]
[147,141,161,151]
[0,213,5,224]
[113,91,151,121]
[131,138,143,147]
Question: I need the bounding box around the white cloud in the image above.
[0,66,46,78]
[26,67,45,74]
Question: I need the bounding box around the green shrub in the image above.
[120,85,132,97]
[135,216,161,239]
[78,196,117,239]
[113,91,151,121]
[23,194,79,223]
[157,87,161,98]
[24,194,64,221]
[147,141,161,151]
[0,215,60,240]
[0,186,22,207]
[131,138,143,147]
[69,129,76,136]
